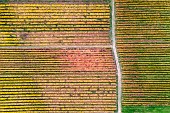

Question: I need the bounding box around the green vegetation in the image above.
[0,0,9,3]
[123,106,170,113]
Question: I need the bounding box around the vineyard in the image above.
[0,0,117,113]
[0,0,170,113]
[116,0,170,112]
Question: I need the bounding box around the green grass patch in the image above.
[123,106,170,113]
